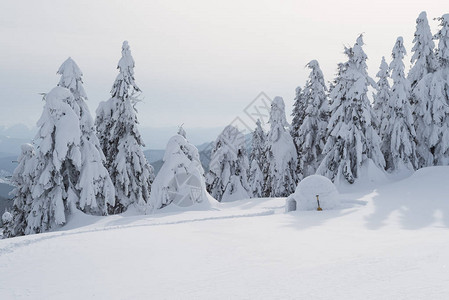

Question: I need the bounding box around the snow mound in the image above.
[286,175,339,211]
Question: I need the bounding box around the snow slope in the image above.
[1,167,449,299]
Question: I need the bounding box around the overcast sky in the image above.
[0,0,445,147]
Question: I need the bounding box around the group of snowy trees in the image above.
[375,12,449,170]
[317,34,385,183]
[3,41,155,237]
[296,12,449,183]
[206,12,449,200]
[207,96,298,199]
[3,12,449,235]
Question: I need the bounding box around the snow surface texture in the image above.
[286,175,339,211]
[1,167,449,299]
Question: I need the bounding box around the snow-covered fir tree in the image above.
[413,14,449,166]
[206,125,250,202]
[248,119,267,198]
[290,86,306,147]
[96,41,154,213]
[327,62,345,107]
[26,87,82,234]
[408,12,440,168]
[317,35,385,184]
[150,130,210,209]
[435,14,449,68]
[2,144,37,237]
[295,60,328,178]
[57,58,115,214]
[408,11,437,89]
[264,97,298,197]
[383,37,417,171]
[373,56,391,141]
[177,124,187,139]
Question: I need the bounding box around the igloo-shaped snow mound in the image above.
[286,175,340,212]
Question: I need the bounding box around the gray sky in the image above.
[0,0,445,148]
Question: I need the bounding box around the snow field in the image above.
[1,167,449,299]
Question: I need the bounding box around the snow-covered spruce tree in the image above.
[408,12,439,167]
[317,35,385,184]
[264,97,298,197]
[290,86,306,177]
[248,119,267,198]
[150,130,210,209]
[26,87,82,234]
[177,124,187,139]
[408,11,438,89]
[57,58,115,214]
[383,37,417,171]
[96,41,154,214]
[295,60,329,178]
[435,14,449,68]
[414,14,449,166]
[327,63,345,107]
[290,86,306,146]
[373,56,391,142]
[2,144,37,237]
[206,125,250,202]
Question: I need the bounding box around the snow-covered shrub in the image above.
[286,175,339,212]
[2,211,13,224]
[2,211,13,236]
[2,144,36,237]
[150,133,211,209]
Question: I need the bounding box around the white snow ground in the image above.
[1,166,449,299]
